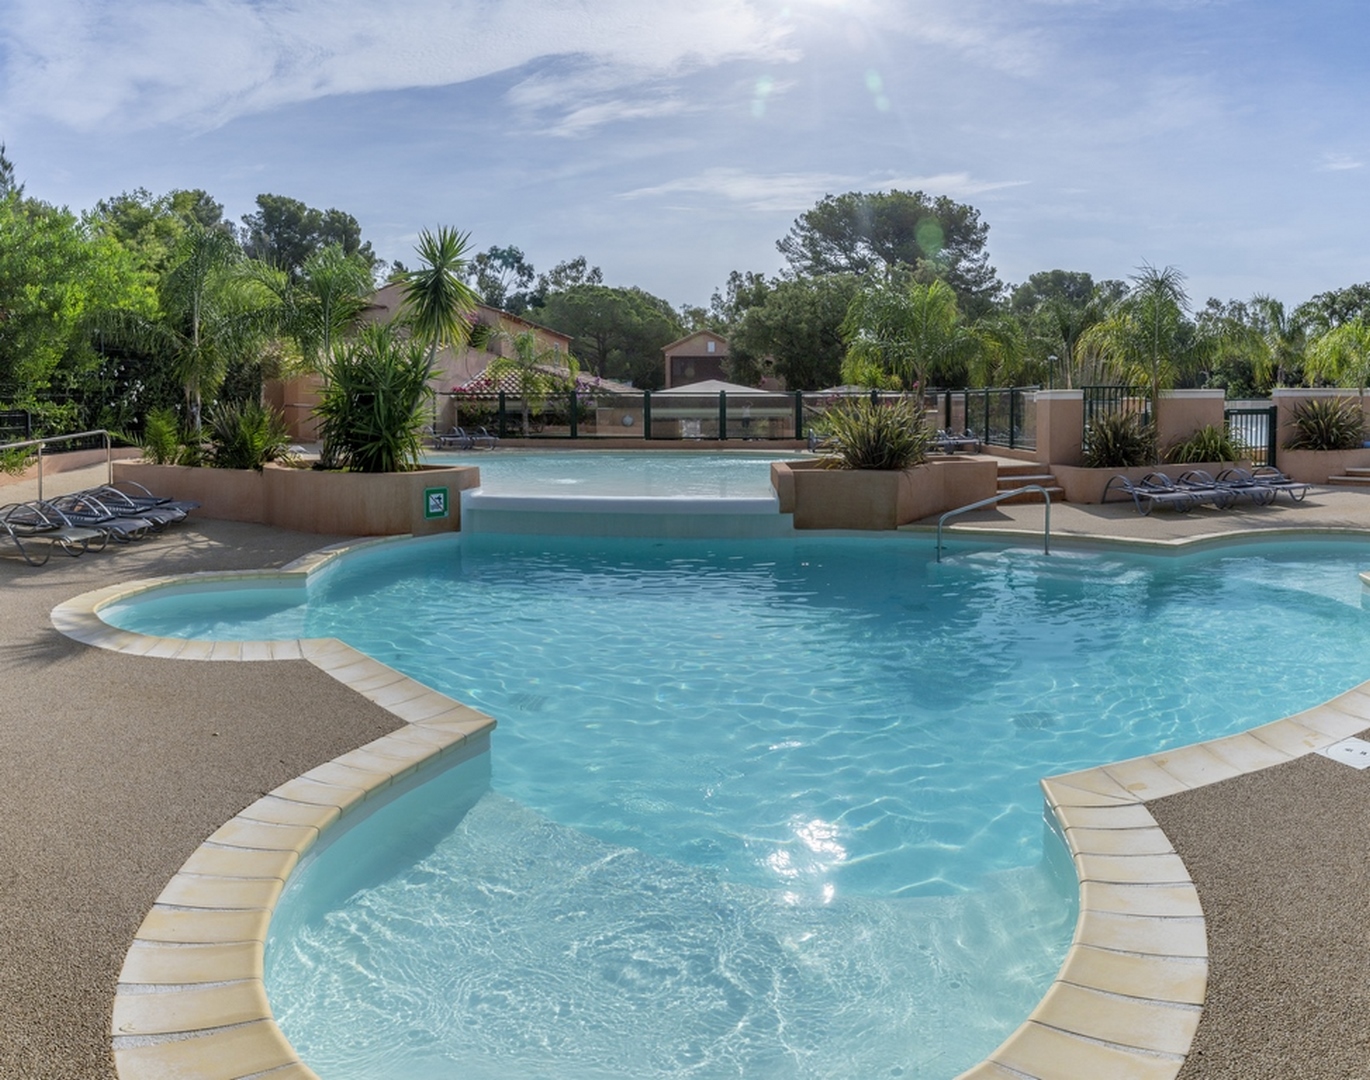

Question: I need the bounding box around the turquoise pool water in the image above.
[104,534,1370,1079]
[423,450,807,497]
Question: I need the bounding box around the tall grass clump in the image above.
[316,323,435,473]
[816,397,929,470]
[1165,423,1243,464]
[1084,410,1156,469]
[1285,397,1365,451]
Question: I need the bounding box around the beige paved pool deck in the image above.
[6,465,1370,1079]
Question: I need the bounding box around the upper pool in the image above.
[423,449,808,498]
[102,533,1370,1079]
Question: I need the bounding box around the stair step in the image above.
[1341,467,1370,476]
[1326,475,1370,485]
[996,485,1064,504]
[996,463,1050,476]
[998,474,1056,486]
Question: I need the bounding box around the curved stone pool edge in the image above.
[47,532,1370,1080]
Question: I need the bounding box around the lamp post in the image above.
[1047,354,1058,390]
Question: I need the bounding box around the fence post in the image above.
[497,392,507,438]
[719,391,727,441]
[643,391,653,440]
[794,391,804,441]
[568,390,578,439]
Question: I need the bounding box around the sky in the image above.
[2,0,1368,312]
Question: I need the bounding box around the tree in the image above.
[0,181,154,427]
[1297,283,1370,331]
[778,190,1002,314]
[729,274,861,389]
[536,284,682,388]
[467,245,536,313]
[400,227,480,377]
[1241,295,1308,389]
[1078,264,1209,424]
[1010,271,1124,388]
[1306,318,1370,394]
[708,270,772,331]
[486,329,579,434]
[88,188,230,277]
[840,277,983,391]
[290,244,375,367]
[240,194,377,279]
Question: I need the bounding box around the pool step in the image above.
[1326,467,1370,487]
[995,463,1063,505]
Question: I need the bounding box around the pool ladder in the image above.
[935,485,1051,562]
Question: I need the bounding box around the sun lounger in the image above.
[1101,475,1202,514]
[1218,467,1311,504]
[1178,471,1271,507]
[102,479,200,517]
[1143,471,1233,509]
[42,493,156,542]
[467,426,499,450]
[0,502,107,565]
[931,429,981,454]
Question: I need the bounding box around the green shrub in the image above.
[206,400,293,471]
[316,323,435,473]
[1084,410,1156,469]
[814,397,929,470]
[1285,397,1365,451]
[0,446,34,476]
[1165,424,1243,465]
[141,407,193,466]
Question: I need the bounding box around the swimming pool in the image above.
[102,533,1370,1079]
[424,449,807,498]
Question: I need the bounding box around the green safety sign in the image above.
[424,487,449,520]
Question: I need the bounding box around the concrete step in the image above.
[1340,466,1370,477]
[995,485,1064,505]
[1326,475,1370,486]
[996,462,1051,477]
[997,473,1057,488]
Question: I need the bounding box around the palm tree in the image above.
[1306,317,1370,395]
[840,278,980,391]
[1078,264,1203,426]
[400,227,480,372]
[293,244,375,366]
[486,329,579,435]
[1241,295,1308,390]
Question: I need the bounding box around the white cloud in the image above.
[620,167,1026,212]
[1318,153,1364,172]
[0,0,797,131]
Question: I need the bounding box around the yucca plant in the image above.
[1285,397,1365,451]
[815,397,930,470]
[1165,423,1243,465]
[1084,410,1156,469]
[315,323,436,473]
[206,399,292,471]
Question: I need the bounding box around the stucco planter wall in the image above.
[772,458,997,529]
[1276,448,1370,485]
[1054,461,1250,504]
[113,461,480,535]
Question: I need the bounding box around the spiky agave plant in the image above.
[814,397,930,470]
[1083,410,1156,469]
[315,323,436,473]
[1165,423,1243,465]
[1285,397,1365,451]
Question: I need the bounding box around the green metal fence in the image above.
[1224,405,1278,467]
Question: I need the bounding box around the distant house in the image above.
[264,283,574,440]
[663,330,730,388]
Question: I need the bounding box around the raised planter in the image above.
[1274,448,1370,485]
[772,458,997,530]
[1053,461,1250,504]
[112,461,481,535]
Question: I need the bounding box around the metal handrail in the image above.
[936,485,1051,562]
[0,429,112,502]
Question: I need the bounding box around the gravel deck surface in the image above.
[0,513,402,1079]
[5,469,1370,1078]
